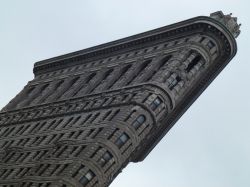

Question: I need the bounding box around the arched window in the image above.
[185,55,202,72]
[207,40,215,49]
[102,69,114,81]
[150,97,162,111]
[132,115,146,130]
[146,55,172,81]
[85,72,96,84]
[108,64,132,89]
[115,133,129,148]
[126,59,151,85]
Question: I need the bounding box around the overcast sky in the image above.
[0,1,249,187]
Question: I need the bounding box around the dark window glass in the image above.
[115,133,129,148]
[132,115,146,129]
[207,41,215,49]
[79,170,95,186]
[108,64,132,89]
[85,72,96,84]
[100,151,113,167]
[150,97,162,111]
[126,60,151,85]
[169,75,181,90]
[185,55,201,72]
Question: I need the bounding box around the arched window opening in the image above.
[71,77,80,86]
[85,72,96,84]
[108,64,132,89]
[146,55,172,81]
[40,84,49,93]
[185,55,202,72]
[126,59,151,85]
[161,55,172,67]
[132,115,146,130]
[150,97,162,111]
[56,80,64,88]
[103,69,114,81]
[115,133,129,148]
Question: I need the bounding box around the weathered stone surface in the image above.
[0,11,239,187]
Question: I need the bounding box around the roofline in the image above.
[33,16,237,76]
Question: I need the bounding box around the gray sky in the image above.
[0,1,249,187]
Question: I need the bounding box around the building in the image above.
[0,11,240,187]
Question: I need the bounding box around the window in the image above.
[185,55,201,72]
[79,170,95,186]
[132,115,146,129]
[207,40,215,49]
[169,75,181,90]
[150,97,162,111]
[115,133,129,148]
[146,55,172,81]
[99,151,113,167]
[42,80,65,103]
[57,77,80,99]
[126,60,151,85]
[108,64,132,89]
[85,72,96,84]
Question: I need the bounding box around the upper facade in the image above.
[0,11,240,187]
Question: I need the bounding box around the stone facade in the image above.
[0,11,240,187]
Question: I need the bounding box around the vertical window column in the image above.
[115,133,129,148]
[16,84,49,109]
[33,80,65,105]
[45,77,79,102]
[79,170,96,186]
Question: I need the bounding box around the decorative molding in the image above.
[33,15,237,76]
[210,11,241,38]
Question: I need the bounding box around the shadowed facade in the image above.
[0,11,240,187]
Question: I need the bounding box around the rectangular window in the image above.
[150,97,162,111]
[79,170,95,186]
[115,133,129,148]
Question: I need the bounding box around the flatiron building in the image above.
[0,11,240,187]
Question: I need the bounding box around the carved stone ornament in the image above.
[210,11,241,38]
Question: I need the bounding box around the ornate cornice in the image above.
[33,13,238,76]
[210,11,241,38]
